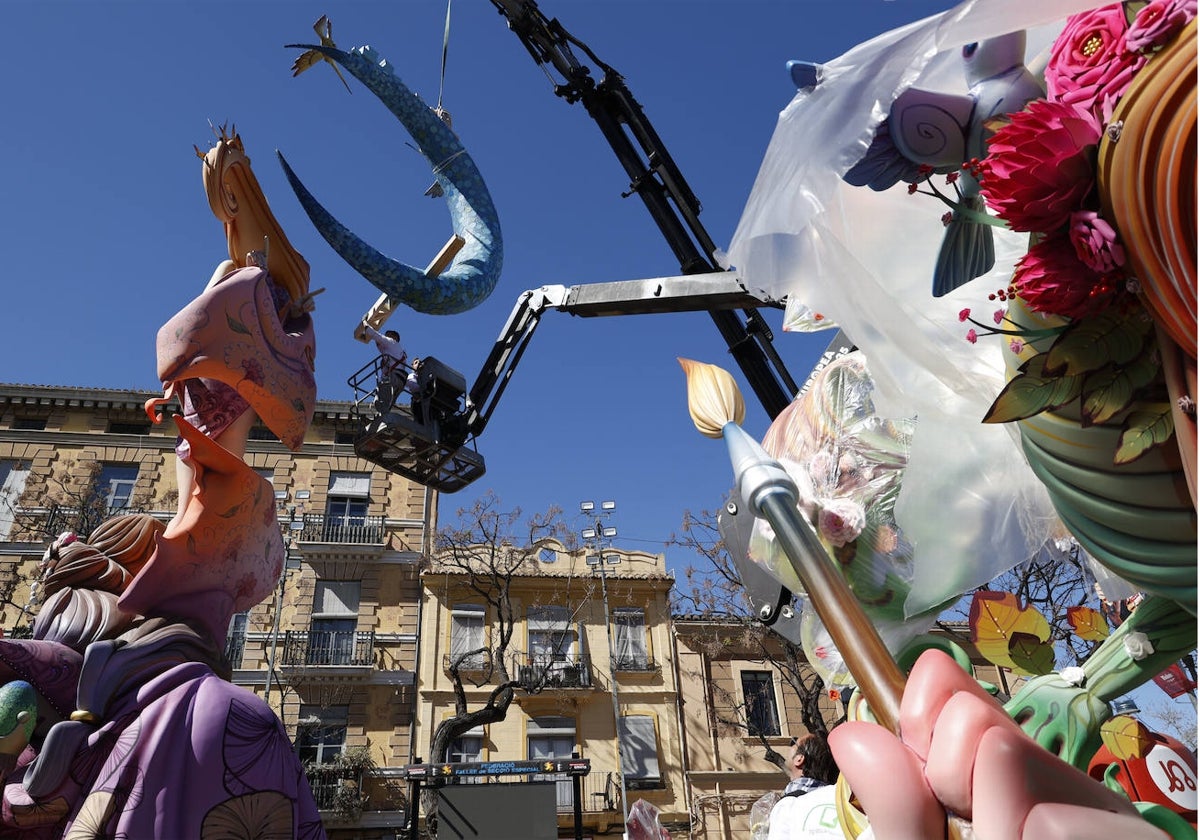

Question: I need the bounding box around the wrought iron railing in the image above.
[224,632,247,669]
[297,513,385,544]
[507,651,592,690]
[613,654,659,673]
[305,766,363,811]
[442,652,491,673]
[282,630,376,667]
[36,503,163,542]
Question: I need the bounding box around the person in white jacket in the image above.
[767,733,843,840]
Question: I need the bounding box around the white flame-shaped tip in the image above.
[679,358,746,438]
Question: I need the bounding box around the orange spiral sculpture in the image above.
[1097,20,1197,504]
[1098,20,1196,358]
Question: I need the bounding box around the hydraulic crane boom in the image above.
[488,0,799,418]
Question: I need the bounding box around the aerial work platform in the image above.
[348,355,485,493]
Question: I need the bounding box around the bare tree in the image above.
[671,508,836,771]
[0,458,176,631]
[1137,693,1199,752]
[4,458,175,544]
[425,492,579,766]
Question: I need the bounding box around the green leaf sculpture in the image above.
[1045,305,1153,376]
[1115,402,1175,464]
[983,353,1084,423]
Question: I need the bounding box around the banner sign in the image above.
[403,758,591,779]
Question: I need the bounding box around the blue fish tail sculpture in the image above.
[280,43,502,316]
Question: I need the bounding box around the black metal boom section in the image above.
[488,0,799,417]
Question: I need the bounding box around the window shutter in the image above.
[619,716,660,786]
[315,581,361,615]
[327,472,371,498]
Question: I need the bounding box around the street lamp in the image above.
[581,499,629,835]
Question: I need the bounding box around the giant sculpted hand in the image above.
[828,650,1164,840]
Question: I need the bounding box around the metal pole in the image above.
[408,774,421,840]
[572,751,584,840]
[592,518,630,836]
[263,561,287,709]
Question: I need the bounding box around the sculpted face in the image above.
[155,265,316,450]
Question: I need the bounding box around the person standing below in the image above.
[361,324,407,412]
[767,733,843,840]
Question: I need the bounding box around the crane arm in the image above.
[487,0,799,417]
[464,270,782,437]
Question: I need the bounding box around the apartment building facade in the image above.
[673,615,1019,840]
[414,541,688,837]
[0,383,430,837]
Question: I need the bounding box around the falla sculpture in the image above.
[706,0,1197,835]
[0,130,327,838]
[680,357,1176,840]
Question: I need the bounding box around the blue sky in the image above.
[1,0,959,556]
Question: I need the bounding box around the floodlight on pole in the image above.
[579,498,629,832]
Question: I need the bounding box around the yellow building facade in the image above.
[415,542,688,837]
[672,616,842,840]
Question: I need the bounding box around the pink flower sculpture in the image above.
[817,498,867,548]
[1046,3,1147,123]
[1126,0,1196,52]
[1069,210,1127,273]
[980,100,1101,233]
[1013,234,1112,319]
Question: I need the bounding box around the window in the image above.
[527,606,586,687]
[96,464,139,513]
[527,606,575,664]
[450,604,487,670]
[0,461,31,540]
[324,472,370,541]
[13,418,46,431]
[449,726,484,763]
[613,608,649,670]
[334,431,356,445]
[741,671,781,737]
[620,715,662,789]
[528,716,575,810]
[308,581,360,665]
[225,611,249,668]
[296,705,348,764]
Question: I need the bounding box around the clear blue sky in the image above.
[1,0,959,556]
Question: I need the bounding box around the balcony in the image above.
[297,513,385,545]
[442,652,492,674]
[508,652,592,691]
[613,655,659,673]
[224,632,247,669]
[31,503,165,542]
[282,630,376,668]
[305,765,363,812]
